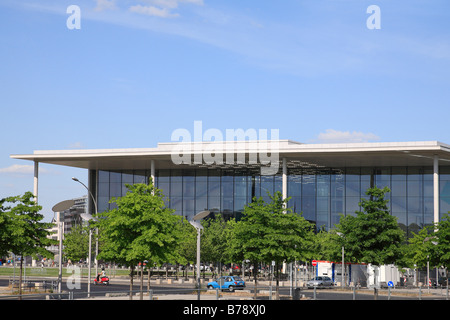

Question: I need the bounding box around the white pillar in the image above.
[151,160,155,184]
[33,161,39,202]
[150,160,156,188]
[32,161,39,267]
[282,157,287,211]
[433,155,439,225]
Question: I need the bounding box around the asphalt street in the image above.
[1,277,448,300]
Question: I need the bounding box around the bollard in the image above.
[352,286,356,300]
[419,286,422,300]
[293,288,301,300]
[313,286,317,300]
[149,289,153,300]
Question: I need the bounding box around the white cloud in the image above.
[94,0,117,12]
[0,165,38,174]
[129,4,179,18]
[142,0,204,9]
[314,129,380,144]
[68,142,86,149]
[0,164,55,175]
[129,0,203,18]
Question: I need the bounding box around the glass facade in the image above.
[96,165,446,237]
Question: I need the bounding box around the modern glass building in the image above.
[11,140,450,237]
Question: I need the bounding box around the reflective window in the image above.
[94,165,441,234]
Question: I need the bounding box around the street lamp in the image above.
[336,232,345,288]
[189,210,210,300]
[423,236,437,293]
[52,199,75,296]
[72,177,98,298]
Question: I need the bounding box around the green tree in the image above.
[433,213,450,281]
[1,192,56,298]
[312,229,343,262]
[336,186,405,266]
[0,198,13,258]
[63,224,89,263]
[434,214,450,266]
[96,182,182,300]
[231,191,313,299]
[405,227,435,269]
[173,217,196,279]
[201,214,231,277]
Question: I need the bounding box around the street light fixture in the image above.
[52,199,75,296]
[189,210,210,300]
[423,236,438,293]
[72,177,98,298]
[336,232,345,288]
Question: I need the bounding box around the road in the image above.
[0,278,447,300]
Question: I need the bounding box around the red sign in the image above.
[312,260,317,266]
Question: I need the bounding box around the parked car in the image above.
[207,276,246,292]
[307,276,334,289]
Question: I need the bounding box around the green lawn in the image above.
[0,266,130,278]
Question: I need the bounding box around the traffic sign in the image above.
[387,281,394,287]
[312,260,317,266]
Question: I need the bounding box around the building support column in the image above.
[433,155,439,226]
[282,157,287,208]
[32,161,39,266]
[151,160,156,194]
[33,161,39,203]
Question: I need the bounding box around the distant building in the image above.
[47,196,87,257]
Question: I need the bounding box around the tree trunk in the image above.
[129,265,134,300]
[253,261,258,300]
[147,266,151,294]
[275,261,280,300]
[140,264,144,300]
[19,256,23,300]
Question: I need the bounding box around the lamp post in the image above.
[189,210,210,300]
[423,236,437,293]
[72,177,98,298]
[337,232,345,288]
[52,199,75,297]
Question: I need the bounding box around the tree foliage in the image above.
[201,213,232,270]
[96,182,183,298]
[335,186,405,266]
[97,183,182,266]
[230,191,314,298]
[0,192,56,259]
[434,213,450,268]
[311,229,343,262]
[0,192,56,298]
[63,224,89,263]
[232,192,313,264]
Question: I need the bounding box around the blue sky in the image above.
[1,0,450,221]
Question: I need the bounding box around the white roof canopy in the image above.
[10,140,450,171]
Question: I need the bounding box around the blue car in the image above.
[207,276,246,292]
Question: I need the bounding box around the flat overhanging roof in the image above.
[10,140,450,171]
